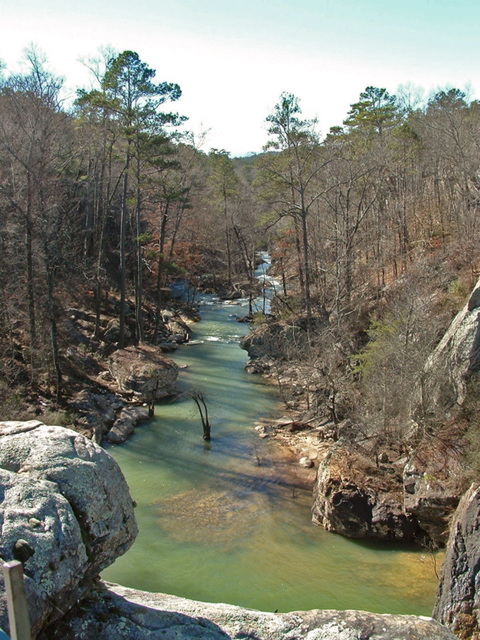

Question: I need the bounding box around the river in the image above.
[102,267,441,615]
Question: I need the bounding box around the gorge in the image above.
[101,288,441,616]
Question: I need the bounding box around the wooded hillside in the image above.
[1,49,479,455]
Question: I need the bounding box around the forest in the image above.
[0,47,479,467]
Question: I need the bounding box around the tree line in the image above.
[0,47,479,429]
[258,86,480,437]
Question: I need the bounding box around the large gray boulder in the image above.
[42,581,456,640]
[108,345,178,402]
[434,483,480,637]
[0,421,137,637]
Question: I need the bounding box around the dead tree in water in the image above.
[148,378,160,417]
[191,392,211,441]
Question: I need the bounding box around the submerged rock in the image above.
[0,421,137,637]
[42,581,456,640]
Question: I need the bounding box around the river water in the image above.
[102,275,441,615]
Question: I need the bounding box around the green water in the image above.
[102,295,441,615]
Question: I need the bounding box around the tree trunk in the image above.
[135,143,144,343]
[300,208,312,323]
[119,142,131,349]
[191,392,211,441]
[154,201,170,344]
[25,198,37,385]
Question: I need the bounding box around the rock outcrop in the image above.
[0,421,137,637]
[107,345,179,402]
[43,581,456,640]
[434,483,480,638]
[418,276,480,414]
[67,389,123,442]
[311,430,464,546]
[162,309,192,344]
[240,318,315,360]
[403,427,464,544]
[312,441,423,542]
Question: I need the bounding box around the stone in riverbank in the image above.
[107,345,179,402]
[0,422,137,637]
[41,581,456,640]
[312,441,423,542]
[106,405,151,444]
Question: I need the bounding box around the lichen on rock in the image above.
[0,421,137,637]
[41,581,457,640]
[434,482,480,638]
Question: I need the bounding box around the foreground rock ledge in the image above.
[43,581,456,640]
[0,421,137,637]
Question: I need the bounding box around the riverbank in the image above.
[239,298,469,551]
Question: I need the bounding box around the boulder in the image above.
[240,316,327,362]
[103,318,131,344]
[106,405,151,444]
[299,456,314,468]
[108,345,178,402]
[162,309,191,343]
[41,581,456,639]
[67,389,123,442]
[65,346,101,376]
[240,321,288,359]
[0,421,137,637]
[312,441,422,542]
[433,483,480,638]
[245,357,274,374]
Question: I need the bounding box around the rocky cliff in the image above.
[434,483,480,638]
[418,275,480,414]
[311,425,464,546]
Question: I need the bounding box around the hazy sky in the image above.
[2,0,480,155]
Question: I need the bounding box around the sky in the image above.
[2,0,480,156]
